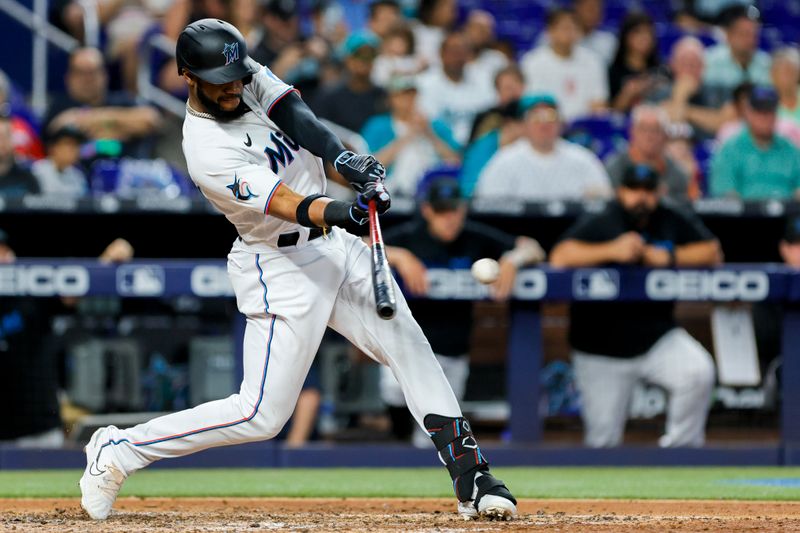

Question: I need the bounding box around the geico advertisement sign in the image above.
[191,265,234,297]
[426,269,547,300]
[0,265,90,296]
[645,270,769,301]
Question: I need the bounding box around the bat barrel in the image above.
[369,200,397,320]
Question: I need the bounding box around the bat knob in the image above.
[377,303,396,320]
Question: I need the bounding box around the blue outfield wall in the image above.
[0,443,787,470]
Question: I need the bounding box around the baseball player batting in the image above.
[79,19,516,521]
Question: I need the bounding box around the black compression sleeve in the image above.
[268,92,345,164]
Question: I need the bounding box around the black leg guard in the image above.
[424,414,516,507]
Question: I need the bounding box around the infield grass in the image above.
[0,467,799,500]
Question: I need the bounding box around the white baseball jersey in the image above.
[182,63,326,248]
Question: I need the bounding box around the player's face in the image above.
[193,77,249,120]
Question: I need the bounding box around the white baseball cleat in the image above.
[79,426,127,520]
[457,471,518,521]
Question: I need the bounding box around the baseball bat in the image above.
[368,200,397,320]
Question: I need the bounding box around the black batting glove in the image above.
[334,150,386,192]
[350,181,392,224]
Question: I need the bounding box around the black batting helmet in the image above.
[176,19,260,84]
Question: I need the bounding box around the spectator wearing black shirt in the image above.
[44,47,161,158]
[550,164,721,448]
[0,116,39,197]
[311,31,388,134]
[608,12,660,113]
[381,175,544,445]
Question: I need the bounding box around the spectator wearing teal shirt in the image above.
[711,86,800,199]
[703,6,771,105]
[361,76,461,197]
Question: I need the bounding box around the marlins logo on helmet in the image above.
[222,42,239,65]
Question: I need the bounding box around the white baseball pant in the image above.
[572,327,716,448]
[381,353,470,447]
[98,228,461,474]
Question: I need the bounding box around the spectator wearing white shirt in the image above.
[417,32,497,145]
[520,8,608,122]
[474,94,612,201]
[372,24,428,89]
[412,0,457,68]
[535,0,617,66]
[30,125,88,198]
[573,0,617,65]
[463,10,509,84]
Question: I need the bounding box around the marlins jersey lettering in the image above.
[182,63,326,247]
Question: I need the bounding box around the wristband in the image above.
[296,194,327,228]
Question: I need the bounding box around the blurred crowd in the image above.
[1,0,800,203]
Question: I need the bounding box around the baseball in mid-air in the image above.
[471,258,500,284]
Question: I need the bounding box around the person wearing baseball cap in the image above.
[380,171,544,447]
[312,30,387,133]
[550,159,722,448]
[711,85,800,199]
[473,92,612,201]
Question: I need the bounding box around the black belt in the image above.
[277,228,324,247]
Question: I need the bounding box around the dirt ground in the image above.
[1,497,799,532]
